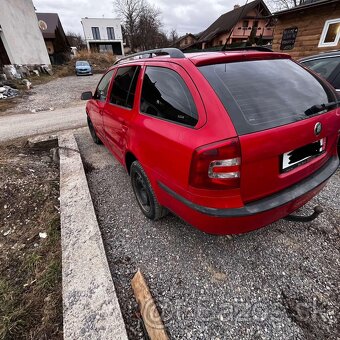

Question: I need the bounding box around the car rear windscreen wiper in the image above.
[304,100,340,116]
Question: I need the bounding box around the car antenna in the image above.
[221,0,249,51]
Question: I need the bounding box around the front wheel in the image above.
[87,116,102,144]
[130,161,168,220]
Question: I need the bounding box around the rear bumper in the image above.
[158,156,339,234]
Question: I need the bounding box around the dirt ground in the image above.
[0,140,62,339]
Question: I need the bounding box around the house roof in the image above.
[36,13,65,39]
[273,0,340,16]
[171,33,197,46]
[198,0,271,43]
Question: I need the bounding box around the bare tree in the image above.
[114,0,168,51]
[265,0,307,11]
[168,29,179,45]
[114,0,145,52]
[135,3,165,50]
[66,31,86,50]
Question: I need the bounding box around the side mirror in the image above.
[81,91,93,100]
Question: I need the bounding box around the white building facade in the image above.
[0,0,51,67]
[81,18,124,56]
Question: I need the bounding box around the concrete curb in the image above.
[59,133,128,339]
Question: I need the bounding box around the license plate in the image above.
[282,138,326,172]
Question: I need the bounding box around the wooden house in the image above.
[272,0,340,59]
[170,33,197,50]
[197,0,274,49]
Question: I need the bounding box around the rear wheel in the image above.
[87,116,102,144]
[130,161,168,220]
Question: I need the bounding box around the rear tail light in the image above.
[189,138,241,190]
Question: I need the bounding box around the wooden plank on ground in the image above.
[131,270,169,340]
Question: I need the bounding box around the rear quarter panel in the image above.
[128,60,239,208]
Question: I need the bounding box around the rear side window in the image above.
[140,66,198,127]
[94,70,114,102]
[199,59,334,135]
[302,57,340,79]
[110,66,140,109]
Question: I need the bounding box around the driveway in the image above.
[3,74,102,115]
[0,75,101,142]
[75,129,340,340]
[0,105,87,142]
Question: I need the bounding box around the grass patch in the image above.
[39,260,62,290]
[0,142,62,339]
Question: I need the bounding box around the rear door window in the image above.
[199,59,334,135]
[110,66,140,109]
[140,66,198,127]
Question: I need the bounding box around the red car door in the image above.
[129,61,208,193]
[102,65,141,162]
[88,70,115,141]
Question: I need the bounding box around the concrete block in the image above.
[59,133,128,340]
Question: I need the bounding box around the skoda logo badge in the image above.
[314,122,322,136]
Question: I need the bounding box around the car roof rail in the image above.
[222,46,273,52]
[114,48,185,65]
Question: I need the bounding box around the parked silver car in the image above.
[299,51,340,92]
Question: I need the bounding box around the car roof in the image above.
[185,51,290,66]
[111,50,291,69]
[299,50,340,62]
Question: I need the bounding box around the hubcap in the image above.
[134,172,151,213]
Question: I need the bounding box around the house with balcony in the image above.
[197,0,273,49]
[81,17,124,56]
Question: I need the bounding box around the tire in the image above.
[130,161,168,220]
[87,116,102,144]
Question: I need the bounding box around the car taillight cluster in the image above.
[189,138,241,190]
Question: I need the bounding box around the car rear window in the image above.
[199,59,334,135]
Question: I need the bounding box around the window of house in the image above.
[318,18,340,47]
[140,67,198,127]
[94,70,114,102]
[253,20,259,27]
[107,27,115,40]
[110,66,141,109]
[242,20,249,28]
[91,27,101,40]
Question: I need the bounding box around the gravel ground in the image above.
[6,74,102,114]
[76,130,339,340]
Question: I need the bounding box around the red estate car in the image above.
[82,48,340,235]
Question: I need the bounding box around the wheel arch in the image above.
[125,151,137,175]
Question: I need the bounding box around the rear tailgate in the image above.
[199,57,340,203]
[239,111,339,202]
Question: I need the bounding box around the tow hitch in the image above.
[284,205,323,222]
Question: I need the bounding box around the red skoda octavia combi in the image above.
[82,48,340,234]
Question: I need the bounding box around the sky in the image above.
[33,0,259,37]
